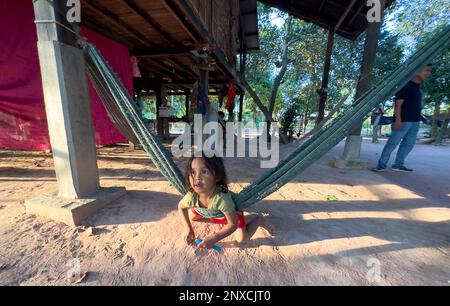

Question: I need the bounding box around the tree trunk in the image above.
[351,0,385,136]
[303,109,309,133]
[316,29,335,126]
[435,106,449,145]
[431,100,441,140]
[266,16,293,141]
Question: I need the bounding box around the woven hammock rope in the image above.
[84,26,450,210]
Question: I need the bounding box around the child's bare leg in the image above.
[236,214,262,243]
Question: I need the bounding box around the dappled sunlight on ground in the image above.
[301,207,450,223]
[0,141,449,285]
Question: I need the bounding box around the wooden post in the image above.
[184,91,190,122]
[200,69,209,104]
[316,28,335,125]
[156,83,165,137]
[239,49,247,123]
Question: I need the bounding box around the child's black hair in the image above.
[185,153,228,192]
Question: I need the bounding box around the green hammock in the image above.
[84,26,450,210]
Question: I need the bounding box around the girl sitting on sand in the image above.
[178,153,264,249]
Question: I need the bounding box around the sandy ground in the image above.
[0,138,449,286]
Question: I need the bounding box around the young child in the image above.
[178,154,263,249]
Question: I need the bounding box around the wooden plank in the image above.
[139,61,177,78]
[82,17,137,46]
[120,0,178,45]
[334,0,358,32]
[143,60,180,79]
[84,0,154,46]
[167,58,198,77]
[161,0,201,42]
[132,46,193,57]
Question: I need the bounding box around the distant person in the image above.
[372,107,384,143]
[218,111,227,148]
[373,64,432,172]
[218,111,226,129]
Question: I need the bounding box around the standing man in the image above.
[373,64,432,172]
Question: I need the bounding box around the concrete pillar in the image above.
[334,0,385,169]
[32,0,99,198]
[25,0,125,226]
[38,41,100,197]
[334,135,366,168]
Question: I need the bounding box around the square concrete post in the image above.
[33,0,99,198]
[38,40,100,197]
[26,0,125,226]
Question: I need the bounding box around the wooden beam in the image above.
[161,0,200,42]
[169,0,212,43]
[259,0,357,39]
[164,91,217,96]
[84,0,154,46]
[144,60,181,79]
[167,58,198,78]
[348,1,367,26]
[139,62,178,79]
[82,18,135,46]
[132,47,193,57]
[244,31,259,37]
[260,0,335,31]
[168,0,242,85]
[157,59,193,79]
[241,10,258,16]
[120,0,178,45]
[164,0,244,93]
[318,0,327,14]
[170,80,230,86]
[334,0,358,33]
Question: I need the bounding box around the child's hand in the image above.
[197,236,217,249]
[185,230,196,245]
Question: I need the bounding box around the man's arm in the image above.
[393,99,404,130]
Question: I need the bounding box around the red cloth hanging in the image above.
[225,81,236,110]
[0,0,133,150]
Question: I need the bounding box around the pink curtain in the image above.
[0,0,133,150]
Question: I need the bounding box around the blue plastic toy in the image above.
[195,238,223,253]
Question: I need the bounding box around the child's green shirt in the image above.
[181,187,236,219]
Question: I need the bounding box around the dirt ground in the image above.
[0,138,449,286]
